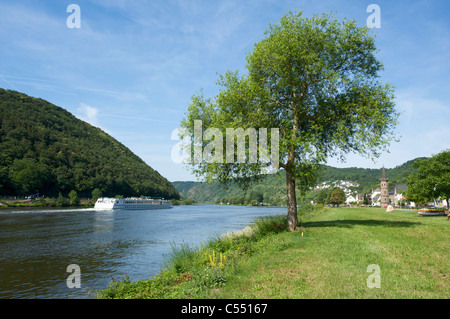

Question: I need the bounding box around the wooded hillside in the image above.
[172,159,421,205]
[0,89,180,199]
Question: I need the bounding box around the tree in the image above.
[316,188,330,205]
[406,150,450,208]
[10,158,50,195]
[0,89,180,200]
[249,190,264,203]
[180,11,398,231]
[91,188,103,201]
[58,192,69,207]
[329,187,346,206]
[68,190,80,206]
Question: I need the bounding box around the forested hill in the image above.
[0,89,180,199]
[172,158,422,205]
[320,158,423,190]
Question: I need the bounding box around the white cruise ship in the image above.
[94,197,172,210]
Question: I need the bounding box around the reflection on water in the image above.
[0,205,284,299]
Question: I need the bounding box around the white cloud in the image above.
[395,90,450,125]
[76,103,99,126]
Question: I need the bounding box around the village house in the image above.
[343,167,448,208]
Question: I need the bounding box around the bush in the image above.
[192,267,227,289]
[43,197,57,207]
[253,214,287,238]
[92,188,103,201]
[97,270,185,299]
[171,199,181,205]
[68,190,80,206]
[163,242,203,274]
[58,192,70,207]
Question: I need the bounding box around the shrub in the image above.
[58,192,69,207]
[253,214,287,239]
[68,190,80,206]
[163,241,203,274]
[91,188,103,201]
[171,199,181,205]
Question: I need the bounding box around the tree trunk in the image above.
[286,170,298,231]
[286,103,300,232]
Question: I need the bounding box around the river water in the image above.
[0,204,284,299]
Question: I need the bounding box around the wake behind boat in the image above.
[94,197,172,210]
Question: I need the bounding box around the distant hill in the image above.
[172,158,423,205]
[0,89,180,199]
[319,158,424,191]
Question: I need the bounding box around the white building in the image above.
[371,188,381,206]
[346,194,358,205]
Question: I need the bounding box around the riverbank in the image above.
[96,206,449,299]
[0,199,93,209]
[0,197,194,209]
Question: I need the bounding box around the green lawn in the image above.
[97,207,449,299]
[212,207,449,299]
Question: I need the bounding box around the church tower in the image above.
[380,167,389,207]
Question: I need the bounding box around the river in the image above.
[0,204,285,299]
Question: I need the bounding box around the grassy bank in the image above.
[0,199,93,209]
[97,206,449,299]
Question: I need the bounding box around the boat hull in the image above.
[418,210,445,216]
[94,197,172,210]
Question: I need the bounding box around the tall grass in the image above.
[97,211,300,299]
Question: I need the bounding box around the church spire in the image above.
[380,166,388,181]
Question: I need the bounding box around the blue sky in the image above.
[0,0,449,182]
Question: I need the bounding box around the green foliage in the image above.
[171,199,181,205]
[322,159,421,193]
[172,158,422,205]
[58,192,70,207]
[406,150,450,207]
[329,187,346,206]
[213,207,448,299]
[68,190,80,206]
[0,89,180,199]
[180,10,398,231]
[91,188,103,201]
[316,188,330,205]
[97,270,187,299]
[249,190,263,203]
[253,215,287,238]
[164,241,203,274]
[9,158,50,195]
